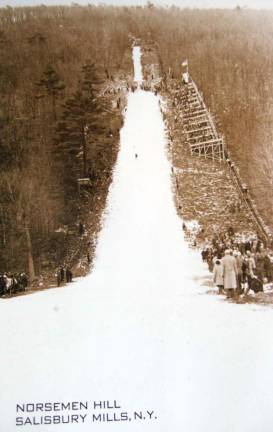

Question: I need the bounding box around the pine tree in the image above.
[55,62,105,182]
[36,65,65,120]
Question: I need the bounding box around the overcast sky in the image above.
[1,0,273,9]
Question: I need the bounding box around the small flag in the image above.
[181,59,188,67]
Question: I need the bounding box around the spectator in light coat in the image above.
[5,274,12,294]
[213,259,224,294]
[222,250,238,298]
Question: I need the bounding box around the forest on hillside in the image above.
[132,6,273,228]
[0,4,272,282]
[0,5,134,279]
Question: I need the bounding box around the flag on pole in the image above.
[181,59,188,67]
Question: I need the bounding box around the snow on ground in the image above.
[1,47,273,432]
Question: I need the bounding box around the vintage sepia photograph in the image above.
[0,0,273,430]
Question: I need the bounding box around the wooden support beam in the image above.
[190,144,223,160]
[181,96,198,102]
[183,111,207,121]
[182,108,203,116]
[189,138,222,148]
[181,88,197,93]
[188,133,215,142]
[186,95,199,100]
[183,108,207,116]
[181,89,195,94]
[189,104,202,110]
[186,120,210,129]
[182,102,202,109]
[185,126,212,134]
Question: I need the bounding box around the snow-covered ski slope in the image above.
[1,47,273,432]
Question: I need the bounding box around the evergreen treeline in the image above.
[0,5,133,278]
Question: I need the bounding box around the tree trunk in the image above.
[24,224,36,282]
[82,125,87,177]
[0,206,6,248]
[52,95,57,121]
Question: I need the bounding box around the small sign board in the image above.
[77,178,91,188]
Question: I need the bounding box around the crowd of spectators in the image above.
[201,227,273,297]
[0,265,74,298]
[0,272,28,297]
[56,266,73,287]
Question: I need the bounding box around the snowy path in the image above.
[1,47,273,432]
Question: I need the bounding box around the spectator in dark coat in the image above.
[79,222,85,236]
[60,267,65,282]
[65,268,73,283]
[0,274,6,295]
[56,271,61,287]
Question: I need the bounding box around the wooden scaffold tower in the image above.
[174,59,271,241]
[179,60,225,162]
